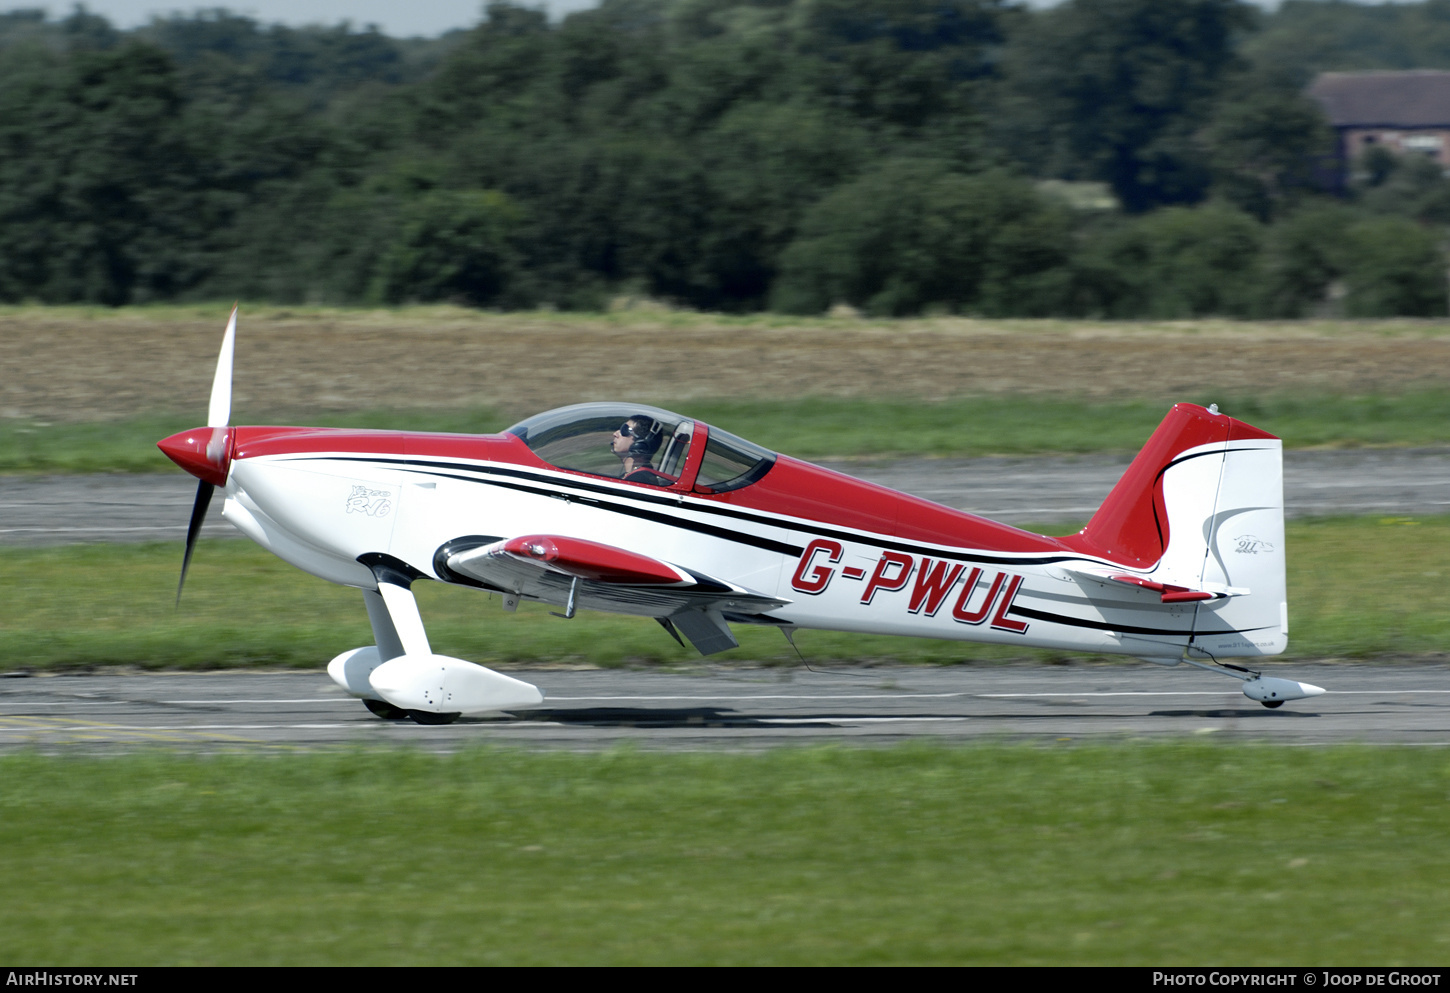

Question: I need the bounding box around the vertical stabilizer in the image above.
[1062,404,1287,658]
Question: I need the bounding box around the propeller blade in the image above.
[177,480,215,605]
[207,305,237,428]
[174,309,238,604]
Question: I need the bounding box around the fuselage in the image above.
[208,419,1281,662]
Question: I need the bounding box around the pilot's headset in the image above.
[627,416,664,461]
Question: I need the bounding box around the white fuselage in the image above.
[223,442,1287,663]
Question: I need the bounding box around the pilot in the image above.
[611,416,664,480]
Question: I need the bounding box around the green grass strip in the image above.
[0,409,513,475]
[4,391,1450,474]
[694,391,1450,459]
[3,516,1446,670]
[1,744,1448,965]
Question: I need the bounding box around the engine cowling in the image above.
[368,654,545,714]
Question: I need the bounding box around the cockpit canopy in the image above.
[507,402,775,493]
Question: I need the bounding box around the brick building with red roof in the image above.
[1308,70,1450,185]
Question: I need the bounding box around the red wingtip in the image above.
[158,427,234,486]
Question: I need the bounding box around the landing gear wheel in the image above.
[1260,700,1284,709]
[408,710,462,726]
[364,698,410,720]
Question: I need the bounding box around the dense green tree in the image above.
[1245,0,1450,84]
[1256,200,1356,317]
[997,0,1254,212]
[0,8,56,51]
[0,0,1446,317]
[372,189,520,306]
[794,0,1007,156]
[687,102,870,307]
[772,161,1074,315]
[1080,204,1266,317]
[1199,67,1334,221]
[137,10,451,107]
[60,5,121,51]
[1338,217,1448,317]
[0,40,212,304]
[1354,151,1450,226]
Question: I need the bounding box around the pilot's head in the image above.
[613,416,663,462]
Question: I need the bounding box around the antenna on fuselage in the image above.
[782,627,874,677]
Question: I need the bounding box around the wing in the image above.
[441,534,790,655]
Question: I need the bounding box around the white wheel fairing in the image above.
[368,654,544,715]
[1242,676,1324,704]
[327,646,386,700]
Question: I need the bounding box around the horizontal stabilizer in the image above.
[1058,566,1248,603]
[1105,573,1247,603]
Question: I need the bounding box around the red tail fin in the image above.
[1060,404,1274,568]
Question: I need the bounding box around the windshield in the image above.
[693,426,776,494]
[508,403,776,492]
[508,403,692,487]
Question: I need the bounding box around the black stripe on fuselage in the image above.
[286,453,1106,568]
[405,466,806,557]
[1011,604,1275,639]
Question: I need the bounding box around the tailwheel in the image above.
[364,698,410,720]
[408,710,462,726]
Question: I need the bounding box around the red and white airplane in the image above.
[159,309,1324,724]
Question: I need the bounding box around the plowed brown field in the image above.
[4,307,1449,422]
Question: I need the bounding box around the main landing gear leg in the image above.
[336,557,541,725]
[358,570,459,726]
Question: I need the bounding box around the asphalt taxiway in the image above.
[2,664,1447,751]
[2,447,1447,547]
[3,450,1445,751]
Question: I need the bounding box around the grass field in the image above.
[2,743,1447,965]
[6,306,1449,425]
[3,516,1446,670]
[2,309,1446,967]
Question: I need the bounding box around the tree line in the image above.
[2,0,1449,317]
